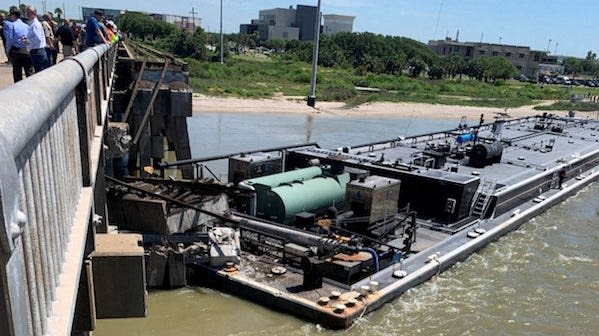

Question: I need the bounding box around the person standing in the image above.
[3,9,33,82]
[85,9,108,49]
[24,6,48,72]
[56,18,75,57]
[71,22,81,54]
[558,167,567,189]
[41,12,56,66]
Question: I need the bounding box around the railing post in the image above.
[76,80,92,187]
[93,63,103,126]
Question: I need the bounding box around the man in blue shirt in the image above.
[3,9,33,82]
[85,9,108,49]
[24,5,48,72]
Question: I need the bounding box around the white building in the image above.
[323,14,355,36]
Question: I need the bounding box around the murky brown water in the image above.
[96,114,599,335]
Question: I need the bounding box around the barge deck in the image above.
[109,114,599,328]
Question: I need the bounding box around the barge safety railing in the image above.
[0,44,116,335]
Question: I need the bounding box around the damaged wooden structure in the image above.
[110,41,194,179]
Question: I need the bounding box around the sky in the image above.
[3,0,597,58]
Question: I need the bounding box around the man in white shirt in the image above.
[24,5,48,72]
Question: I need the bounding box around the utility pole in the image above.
[189,7,197,32]
[41,0,46,13]
[307,0,322,107]
[220,0,224,64]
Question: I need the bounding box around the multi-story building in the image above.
[323,14,355,36]
[82,7,124,21]
[149,14,201,33]
[240,4,354,42]
[82,7,201,34]
[256,7,300,41]
[428,37,547,77]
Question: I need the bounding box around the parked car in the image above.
[514,74,529,82]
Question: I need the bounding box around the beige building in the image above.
[323,14,355,36]
[428,38,547,77]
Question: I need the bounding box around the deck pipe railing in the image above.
[0,44,116,335]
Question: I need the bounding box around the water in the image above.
[96,113,599,335]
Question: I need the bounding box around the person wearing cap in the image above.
[3,9,33,81]
[24,6,48,72]
[85,9,108,49]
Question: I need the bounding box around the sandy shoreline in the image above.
[192,94,573,120]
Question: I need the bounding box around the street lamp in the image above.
[554,42,559,55]
[307,0,322,107]
[546,39,552,53]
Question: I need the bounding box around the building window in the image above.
[492,51,499,56]
[516,65,522,70]
[519,53,525,58]
[479,50,485,55]
[283,32,288,38]
[534,54,540,61]
[506,52,512,57]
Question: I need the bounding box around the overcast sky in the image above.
[11,0,598,58]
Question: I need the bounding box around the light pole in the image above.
[220,0,224,64]
[546,39,552,53]
[554,42,559,55]
[307,0,322,107]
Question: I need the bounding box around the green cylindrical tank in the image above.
[245,166,322,189]
[263,173,350,224]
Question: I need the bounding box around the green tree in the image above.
[442,54,465,78]
[478,57,516,82]
[117,12,174,40]
[563,57,583,75]
[54,7,62,20]
[263,39,286,53]
[465,59,484,80]
[408,57,426,77]
[585,50,596,60]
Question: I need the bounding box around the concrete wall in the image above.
[268,26,300,41]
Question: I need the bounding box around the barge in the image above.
[108,114,599,328]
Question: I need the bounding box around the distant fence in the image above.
[0,44,116,335]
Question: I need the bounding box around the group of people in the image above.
[1,7,118,83]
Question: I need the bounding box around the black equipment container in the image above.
[468,142,503,168]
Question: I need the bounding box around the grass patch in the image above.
[187,55,599,107]
[533,101,599,111]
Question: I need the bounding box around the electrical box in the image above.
[345,175,401,224]
[228,152,282,185]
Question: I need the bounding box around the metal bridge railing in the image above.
[0,44,116,335]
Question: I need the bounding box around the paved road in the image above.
[0,41,66,91]
[0,41,13,90]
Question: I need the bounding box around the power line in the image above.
[432,0,444,40]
